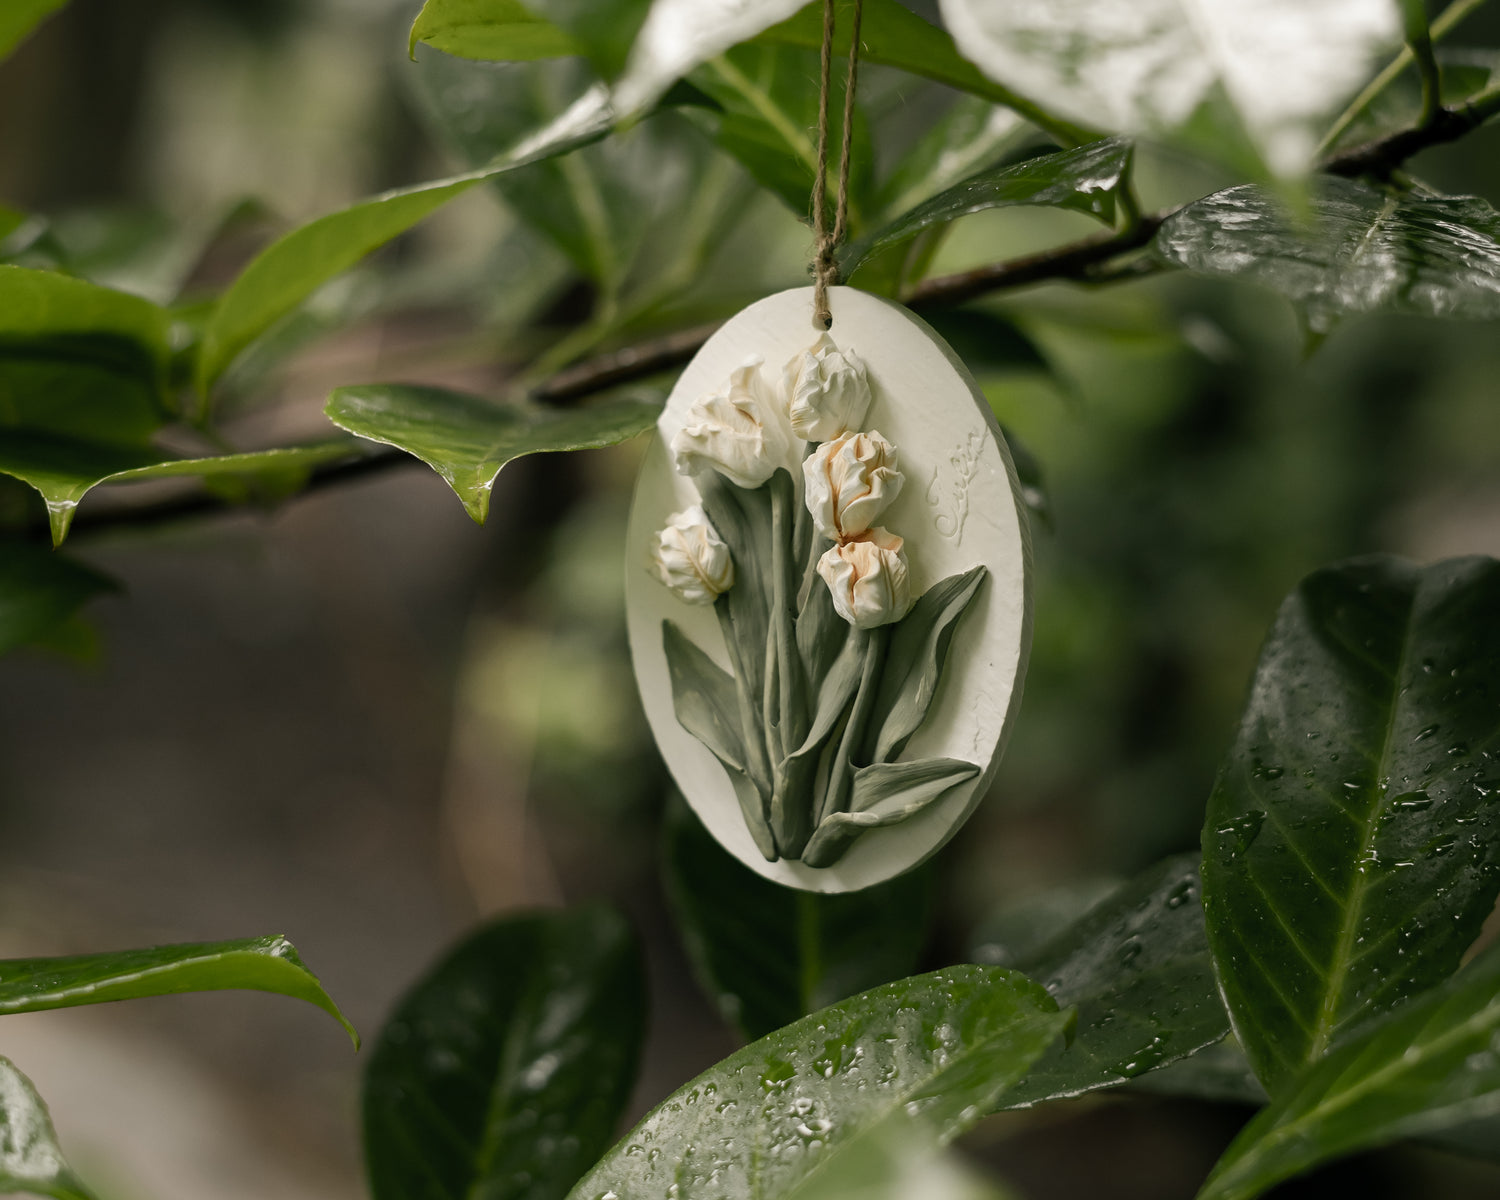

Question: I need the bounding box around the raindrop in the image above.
[1414,724,1440,742]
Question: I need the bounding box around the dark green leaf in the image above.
[803,757,979,867]
[0,0,68,62]
[0,1056,95,1200]
[364,906,646,1200]
[0,936,356,1045]
[1155,179,1500,334]
[1202,555,1500,1092]
[995,855,1230,1108]
[0,353,165,445]
[409,0,581,62]
[0,434,364,545]
[866,565,987,763]
[0,266,171,381]
[663,799,934,1041]
[1129,1037,1268,1107]
[842,139,1133,278]
[566,964,1070,1200]
[0,543,116,656]
[324,384,657,524]
[1198,941,1500,1200]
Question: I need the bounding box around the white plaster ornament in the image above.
[626,286,1032,893]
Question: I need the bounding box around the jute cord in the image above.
[811,0,864,329]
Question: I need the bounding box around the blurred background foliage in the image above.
[3,0,1500,1197]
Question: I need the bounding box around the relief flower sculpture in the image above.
[650,336,988,867]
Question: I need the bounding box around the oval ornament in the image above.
[626,286,1032,892]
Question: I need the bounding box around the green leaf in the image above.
[866,565,988,764]
[802,757,980,867]
[938,0,1402,180]
[194,92,614,393]
[0,0,68,62]
[842,139,1133,279]
[0,434,364,545]
[0,1056,95,1200]
[528,0,654,81]
[364,906,646,1200]
[324,384,657,524]
[873,95,1030,223]
[758,0,1093,147]
[0,543,116,656]
[994,855,1230,1108]
[1155,178,1500,335]
[0,265,172,379]
[1201,555,1500,1093]
[0,354,165,445]
[1198,941,1500,1200]
[663,800,934,1041]
[1129,1036,1269,1107]
[409,0,581,61]
[566,964,1071,1200]
[0,936,356,1045]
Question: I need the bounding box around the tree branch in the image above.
[1322,85,1500,178]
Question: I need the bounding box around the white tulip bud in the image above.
[670,356,791,489]
[784,333,872,442]
[802,430,904,542]
[816,527,912,629]
[651,506,734,605]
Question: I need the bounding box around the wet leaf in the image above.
[841,139,1133,278]
[0,1056,95,1200]
[0,936,356,1045]
[1202,555,1500,1092]
[363,906,646,1200]
[0,543,116,656]
[0,0,68,63]
[0,434,364,545]
[1199,940,1500,1200]
[324,384,658,524]
[995,854,1231,1108]
[938,0,1402,179]
[566,964,1071,1200]
[663,800,934,1041]
[1155,178,1500,334]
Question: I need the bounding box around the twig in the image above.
[1322,84,1500,177]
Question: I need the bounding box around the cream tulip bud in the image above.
[816,527,912,629]
[784,333,872,442]
[803,430,904,542]
[651,506,734,605]
[670,357,791,489]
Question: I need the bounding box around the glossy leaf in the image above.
[0,265,171,377]
[324,384,658,524]
[0,434,364,545]
[0,543,116,656]
[1155,178,1500,334]
[663,800,934,1041]
[0,936,356,1045]
[1202,555,1500,1092]
[409,0,580,62]
[0,1056,94,1200]
[363,906,646,1200]
[1199,941,1500,1200]
[194,90,614,392]
[995,855,1230,1109]
[938,0,1401,179]
[566,964,1071,1200]
[0,0,68,62]
[842,139,1132,279]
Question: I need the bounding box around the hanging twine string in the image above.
[811,0,864,330]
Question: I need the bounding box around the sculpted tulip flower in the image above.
[651,505,734,605]
[817,527,912,629]
[803,430,904,542]
[784,333,872,442]
[670,357,791,489]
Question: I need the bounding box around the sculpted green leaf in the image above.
[1202,555,1500,1092]
[0,1057,95,1200]
[364,906,646,1200]
[802,758,979,867]
[1199,941,1500,1200]
[994,855,1230,1109]
[1155,178,1500,333]
[842,140,1133,278]
[0,0,68,63]
[0,544,116,656]
[938,0,1402,179]
[324,383,659,523]
[0,434,364,545]
[566,964,1071,1200]
[408,0,580,61]
[663,801,934,1040]
[0,936,356,1045]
